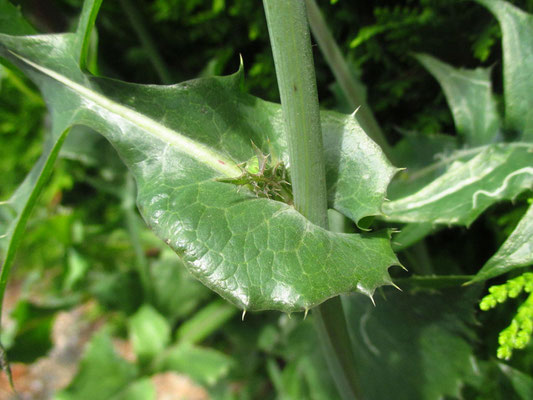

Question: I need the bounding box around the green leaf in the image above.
[0,0,102,321]
[0,0,36,36]
[387,131,458,200]
[128,304,171,364]
[75,0,102,71]
[56,330,137,400]
[383,143,533,226]
[5,300,56,363]
[344,286,482,400]
[282,319,340,399]
[150,249,210,323]
[154,343,234,386]
[383,0,533,228]
[415,52,500,146]
[322,111,398,223]
[176,299,237,344]
[63,247,90,291]
[470,203,533,283]
[109,378,156,400]
[498,363,533,399]
[476,0,533,140]
[0,23,399,312]
[90,270,143,314]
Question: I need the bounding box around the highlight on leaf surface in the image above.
[0,1,399,313]
[383,0,533,227]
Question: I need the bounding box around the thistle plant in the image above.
[1,0,533,398]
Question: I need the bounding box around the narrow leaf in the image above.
[0,127,69,318]
[476,0,533,140]
[470,203,533,283]
[415,53,500,146]
[176,300,237,344]
[0,0,103,321]
[76,0,103,70]
[383,143,533,226]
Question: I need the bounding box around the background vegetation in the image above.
[1,0,533,399]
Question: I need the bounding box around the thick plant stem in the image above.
[305,0,393,161]
[262,1,361,399]
[263,0,328,228]
[314,296,362,398]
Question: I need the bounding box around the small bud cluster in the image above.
[480,272,533,360]
[218,142,293,205]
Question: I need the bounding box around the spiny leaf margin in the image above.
[0,14,399,313]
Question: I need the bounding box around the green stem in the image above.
[262,1,361,398]
[305,0,393,161]
[314,296,362,398]
[262,0,328,227]
[119,0,172,84]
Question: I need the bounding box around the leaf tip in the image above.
[303,308,309,320]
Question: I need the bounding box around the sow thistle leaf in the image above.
[345,286,481,400]
[415,53,500,146]
[0,17,398,312]
[383,143,533,226]
[385,1,533,228]
[387,131,458,200]
[476,0,533,141]
[470,203,533,283]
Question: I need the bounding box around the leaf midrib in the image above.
[405,142,533,183]
[10,51,243,178]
